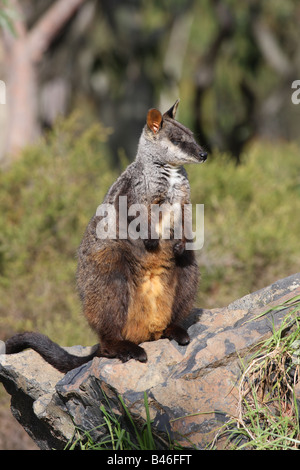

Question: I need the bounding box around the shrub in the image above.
[0,114,116,345]
[188,140,300,307]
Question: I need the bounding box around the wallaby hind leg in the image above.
[100,337,147,363]
[85,295,148,363]
[84,304,148,363]
[80,251,147,363]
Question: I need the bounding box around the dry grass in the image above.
[213,296,300,450]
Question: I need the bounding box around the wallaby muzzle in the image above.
[198,151,208,162]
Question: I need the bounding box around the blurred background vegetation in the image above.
[0,0,300,449]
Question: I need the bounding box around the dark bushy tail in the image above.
[5,332,99,373]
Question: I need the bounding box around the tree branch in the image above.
[2,0,27,53]
[252,19,293,78]
[27,0,87,63]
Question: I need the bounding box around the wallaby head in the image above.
[140,99,207,167]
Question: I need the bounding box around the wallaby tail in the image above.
[5,332,98,373]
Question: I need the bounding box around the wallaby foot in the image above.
[163,324,190,346]
[100,339,147,363]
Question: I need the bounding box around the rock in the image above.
[0,273,300,450]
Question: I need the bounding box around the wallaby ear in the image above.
[164,99,180,119]
[147,108,163,134]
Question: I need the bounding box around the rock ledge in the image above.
[1,273,300,449]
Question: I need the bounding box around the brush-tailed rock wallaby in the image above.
[5,100,207,372]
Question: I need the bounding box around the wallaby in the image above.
[5,100,207,373]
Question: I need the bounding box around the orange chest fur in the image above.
[122,245,177,344]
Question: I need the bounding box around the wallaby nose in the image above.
[199,151,207,162]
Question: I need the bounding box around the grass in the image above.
[212,296,300,450]
[66,391,179,451]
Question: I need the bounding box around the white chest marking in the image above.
[166,165,182,188]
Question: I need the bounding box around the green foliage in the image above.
[0,0,17,35]
[66,391,168,451]
[0,113,116,345]
[187,140,300,307]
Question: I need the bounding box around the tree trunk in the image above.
[2,0,87,163]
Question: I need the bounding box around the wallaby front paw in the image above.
[173,241,185,256]
[144,239,159,251]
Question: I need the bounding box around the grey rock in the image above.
[1,273,300,449]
